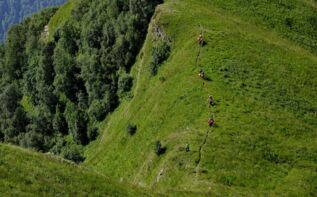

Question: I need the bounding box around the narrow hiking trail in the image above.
[124,49,146,115]
[195,27,205,68]
[195,43,202,67]
[195,129,211,176]
[194,31,214,177]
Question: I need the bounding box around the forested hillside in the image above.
[0,0,161,162]
[0,0,67,42]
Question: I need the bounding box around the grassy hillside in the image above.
[0,143,150,196]
[2,0,317,196]
[85,0,317,195]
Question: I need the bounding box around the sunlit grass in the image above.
[84,0,317,195]
[0,143,151,196]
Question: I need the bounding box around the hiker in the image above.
[208,95,214,106]
[198,69,205,79]
[197,34,204,45]
[208,118,214,127]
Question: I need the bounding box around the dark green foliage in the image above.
[29,105,54,135]
[150,41,171,76]
[127,124,137,136]
[50,136,85,164]
[11,107,29,136]
[0,0,159,162]
[0,45,4,77]
[0,84,28,143]
[159,76,166,82]
[3,106,28,144]
[154,140,166,156]
[88,100,108,122]
[52,105,67,135]
[118,73,133,98]
[87,126,98,141]
[56,22,79,55]
[4,24,27,80]
[19,130,45,151]
[64,101,88,145]
[0,84,21,116]
[61,143,85,164]
[118,74,133,92]
[71,0,90,22]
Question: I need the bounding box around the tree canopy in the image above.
[0,0,161,162]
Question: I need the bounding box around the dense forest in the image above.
[0,0,67,42]
[0,0,161,162]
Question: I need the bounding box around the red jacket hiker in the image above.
[208,118,214,127]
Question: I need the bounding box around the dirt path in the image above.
[195,44,202,67]
[195,129,211,177]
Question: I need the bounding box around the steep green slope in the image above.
[85,0,317,195]
[0,143,150,196]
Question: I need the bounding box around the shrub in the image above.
[118,74,133,93]
[159,76,166,82]
[50,135,84,163]
[151,63,158,76]
[61,143,85,164]
[150,41,171,76]
[127,124,137,136]
[154,140,166,156]
[118,74,133,99]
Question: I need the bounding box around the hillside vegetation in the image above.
[85,0,317,195]
[0,0,317,196]
[0,143,150,196]
[0,0,160,162]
